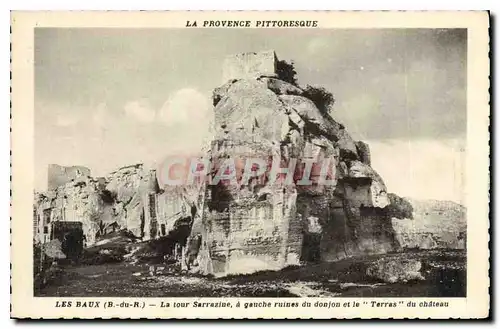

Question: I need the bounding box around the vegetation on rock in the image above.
[387,193,414,219]
[276,59,298,85]
[276,59,336,115]
[302,85,336,115]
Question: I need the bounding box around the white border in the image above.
[4,1,496,327]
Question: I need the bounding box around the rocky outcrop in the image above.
[184,51,398,277]
[391,199,466,250]
[35,175,106,245]
[48,164,91,190]
[105,164,159,238]
[34,164,192,247]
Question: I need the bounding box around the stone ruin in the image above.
[221,50,278,83]
[48,164,91,190]
[33,51,466,277]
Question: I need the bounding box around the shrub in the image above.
[276,59,298,86]
[303,85,336,115]
[276,60,336,114]
[387,193,414,219]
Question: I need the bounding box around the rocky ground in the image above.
[35,249,465,297]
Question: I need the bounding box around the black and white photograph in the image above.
[32,27,468,298]
[10,11,490,319]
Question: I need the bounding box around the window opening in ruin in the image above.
[161,223,166,236]
[33,208,38,234]
[149,194,156,219]
[140,209,145,239]
[148,193,157,239]
[301,231,321,263]
[43,226,48,234]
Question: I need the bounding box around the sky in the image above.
[35,28,466,203]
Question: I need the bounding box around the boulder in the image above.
[345,160,390,208]
[43,239,66,259]
[213,79,289,143]
[105,164,159,238]
[212,79,237,107]
[279,95,358,157]
[366,258,425,283]
[259,77,304,96]
[355,141,371,165]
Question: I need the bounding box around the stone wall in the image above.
[222,50,277,83]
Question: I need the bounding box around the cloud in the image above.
[367,138,465,204]
[55,113,79,127]
[92,103,110,127]
[159,88,210,126]
[124,100,156,123]
[307,37,328,55]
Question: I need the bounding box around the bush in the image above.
[276,60,336,114]
[276,59,298,86]
[387,193,414,219]
[303,85,336,115]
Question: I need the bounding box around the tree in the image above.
[276,60,337,114]
[276,59,298,85]
[303,85,336,115]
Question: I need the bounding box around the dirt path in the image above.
[36,250,466,297]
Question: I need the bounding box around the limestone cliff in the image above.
[104,164,159,238]
[34,164,191,247]
[34,176,106,245]
[33,51,467,278]
[185,51,397,276]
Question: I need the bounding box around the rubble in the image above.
[366,258,425,283]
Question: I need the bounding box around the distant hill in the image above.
[391,197,466,250]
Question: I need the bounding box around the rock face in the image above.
[35,175,106,245]
[105,164,159,239]
[34,164,193,248]
[184,51,398,277]
[48,164,91,190]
